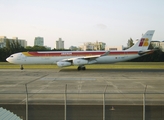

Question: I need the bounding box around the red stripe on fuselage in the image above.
[26,51,138,57]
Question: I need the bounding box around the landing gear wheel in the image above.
[82,66,86,70]
[77,66,86,71]
[77,66,81,71]
[20,65,24,70]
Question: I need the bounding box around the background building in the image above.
[151,41,164,52]
[105,45,123,51]
[56,38,64,49]
[34,37,44,46]
[80,41,106,51]
[69,46,78,51]
[0,36,27,48]
[44,46,51,50]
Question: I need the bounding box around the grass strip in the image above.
[1,62,164,69]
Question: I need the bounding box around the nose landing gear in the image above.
[20,65,24,70]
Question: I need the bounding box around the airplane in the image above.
[6,30,155,70]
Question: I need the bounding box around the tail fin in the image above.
[127,30,155,51]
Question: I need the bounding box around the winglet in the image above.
[101,51,110,57]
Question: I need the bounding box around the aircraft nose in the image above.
[6,57,10,62]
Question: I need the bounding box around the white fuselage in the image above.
[6,51,140,65]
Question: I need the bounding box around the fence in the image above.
[0,84,164,120]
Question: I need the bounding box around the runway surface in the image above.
[0,68,164,105]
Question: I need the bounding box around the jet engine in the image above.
[73,59,88,65]
[57,61,71,67]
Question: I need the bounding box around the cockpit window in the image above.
[10,56,13,57]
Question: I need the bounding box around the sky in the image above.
[0,0,164,49]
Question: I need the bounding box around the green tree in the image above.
[25,45,48,51]
[0,39,25,62]
[127,38,134,48]
[129,49,164,62]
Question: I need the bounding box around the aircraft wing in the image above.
[63,51,110,62]
[83,51,110,59]
[57,51,110,67]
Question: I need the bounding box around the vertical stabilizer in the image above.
[127,30,155,51]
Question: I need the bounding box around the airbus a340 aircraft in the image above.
[6,30,155,70]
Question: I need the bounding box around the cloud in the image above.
[96,24,107,29]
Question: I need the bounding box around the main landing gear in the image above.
[77,65,86,71]
[20,65,24,70]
